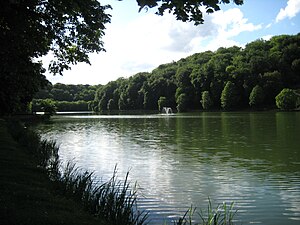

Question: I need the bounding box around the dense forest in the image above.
[90,33,300,112]
[33,33,300,113]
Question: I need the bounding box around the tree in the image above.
[275,88,297,110]
[201,91,213,110]
[175,66,194,108]
[262,71,283,105]
[176,93,188,112]
[1,1,111,74]
[40,99,57,116]
[0,0,111,114]
[249,85,264,108]
[107,99,117,110]
[221,81,240,110]
[138,0,244,25]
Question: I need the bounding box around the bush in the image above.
[249,85,264,108]
[201,91,213,110]
[221,81,240,110]
[176,93,188,112]
[41,99,57,115]
[275,88,297,110]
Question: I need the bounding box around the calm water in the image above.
[34,112,300,224]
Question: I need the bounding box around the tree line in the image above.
[32,83,100,112]
[90,33,300,112]
[35,83,99,102]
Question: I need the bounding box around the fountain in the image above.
[162,107,173,115]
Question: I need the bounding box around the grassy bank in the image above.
[0,119,106,225]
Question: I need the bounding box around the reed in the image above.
[57,163,148,225]
[6,120,148,225]
[174,198,237,225]
[199,198,236,225]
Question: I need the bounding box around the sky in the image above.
[44,0,300,85]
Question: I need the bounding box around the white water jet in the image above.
[162,107,173,115]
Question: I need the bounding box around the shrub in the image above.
[249,85,264,108]
[176,93,188,112]
[39,99,57,115]
[275,88,297,110]
[201,91,213,110]
[220,81,240,110]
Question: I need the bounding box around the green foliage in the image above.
[40,99,57,116]
[138,0,244,25]
[57,164,148,225]
[198,199,237,225]
[249,85,264,108]
[176,93,188,112]
[175,66,195,107]
[221,81,240,110]
[173,199,237,225]
[158,96,168,111]
[0,60,48,115]
[91,33,300,112]
[107,99,118,110]
[33,84,98,112]
[1,0,111,75]
[201,91,213,110]
[262,71,283,105]
[275,88,297,110]
[0,0,111,115]
[35,83,99,102]
[32,99,90,112]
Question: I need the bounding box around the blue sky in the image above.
[45,0,300,85]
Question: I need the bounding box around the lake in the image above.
[34,111,300,224]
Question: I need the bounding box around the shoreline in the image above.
[0,119,107,225]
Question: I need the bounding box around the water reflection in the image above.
[34,112,300,224]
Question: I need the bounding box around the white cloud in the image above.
[276,0,300,22]
[45,7,262,85]
[266,23,272,29]
[262,35,274,41]
[212,8,262,39]
[187,8,262,52]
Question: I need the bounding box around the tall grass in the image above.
[56,163,148,225]
[174,198,237,225]
[6,120,148,225]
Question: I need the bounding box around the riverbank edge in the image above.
[0,119,107,225]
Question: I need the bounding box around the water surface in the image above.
[34,112,300,224]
